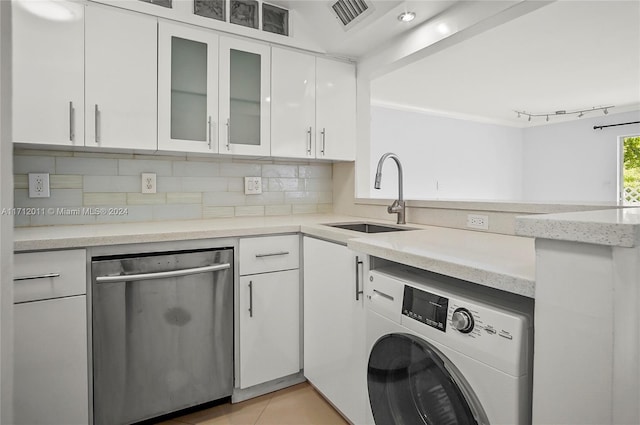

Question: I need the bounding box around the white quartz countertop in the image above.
[345,227,535,298]
[515,207,640,248]
[14,214,536,298]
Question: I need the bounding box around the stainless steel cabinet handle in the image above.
[226,118,231,150]
[94,104,100,144]
[14,273,61,282]
[248,280,253,318]
[355,256,364,301]
[307,126,312,155]
[320,128,326,155]
[208,116,212,149]
[255,251,289,258]
[69,101,75,142]
[95,263,230,284]
[373,289,394,301]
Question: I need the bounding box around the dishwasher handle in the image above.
[95,263,230,284]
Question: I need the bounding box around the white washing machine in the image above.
[366,266,534,425]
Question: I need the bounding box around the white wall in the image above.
[369,105,524,200]
[370,106,640,203]
[0,1,13,422]
[523,110,640,203]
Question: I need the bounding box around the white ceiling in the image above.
[270,0,459,58]
[370,0,640,126]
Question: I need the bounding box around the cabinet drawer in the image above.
[14,249,86,303]
[240,235,299,275]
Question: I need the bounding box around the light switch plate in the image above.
[244,177,262,195]
[28,173,50,198]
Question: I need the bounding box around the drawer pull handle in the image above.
[373,289,394,301]
[14,273,61,282]
[95,263,230,284]
[255,251,290,258]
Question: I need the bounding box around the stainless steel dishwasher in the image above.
[91,247,233,425]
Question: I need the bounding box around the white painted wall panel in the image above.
[370,105,524,200]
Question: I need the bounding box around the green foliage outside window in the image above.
[623,136,640,189]
[623,136,640,203]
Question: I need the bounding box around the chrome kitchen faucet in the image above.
[374,152,406,224]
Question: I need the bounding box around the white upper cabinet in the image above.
[316,58,356,161]
[158,21,219,153]
[218,36,271,156]
[85,5,157,150]
[271,48,316,159]
[271,50,356,161]
[12,0,84,146]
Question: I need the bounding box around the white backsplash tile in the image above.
[285,191,319,204]
[265,205,292,216]
[152,204,201,221]
[203,206,235,218]
[299,165,332,179]
[267,178,303,192]
[245,192,285,206]
[56,157,118,175]
[96,205,154,224]
[15,189,83,207]
[220,162,262,177]
[167,193,202,204]
[127,193,167,205]
[262,164,298,178]
[84,193,127,206]
[84,175,139,193]
[292,204,318,214]
[14,150,333,227]
[14,155,55,174]
[173,160,220,177]
[235,205,265,217]
[203,191,246,206]
[51,175,83,189]
[181,177,229,192]
[119,159,172,176]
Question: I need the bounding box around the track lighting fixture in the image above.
[514,105,614,123]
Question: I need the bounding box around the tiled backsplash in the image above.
[13,149,333,227]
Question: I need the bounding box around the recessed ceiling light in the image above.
[398,12,416,23]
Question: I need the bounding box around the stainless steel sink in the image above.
[324,222,416,234]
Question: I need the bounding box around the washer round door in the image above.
[368,333,489,425]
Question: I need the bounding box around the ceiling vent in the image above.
[331,0,374,30]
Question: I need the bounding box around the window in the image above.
[620,135,640,204]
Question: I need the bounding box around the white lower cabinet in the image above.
[239,270,300,389]
[238,236,300,389]
[13,249,88,425]
[303,237,368,424]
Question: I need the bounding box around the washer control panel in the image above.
[402,285,449,332]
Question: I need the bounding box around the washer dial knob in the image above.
[452,308,474,333]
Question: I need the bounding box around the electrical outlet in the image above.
[28,173,50,198]
[244,177,262,195]
[141,173,157,194]
[467,214,489,230]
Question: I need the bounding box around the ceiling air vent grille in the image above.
[331,0,370,27]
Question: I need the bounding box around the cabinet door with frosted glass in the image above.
[219,36,271,156]
[158,21,219,153]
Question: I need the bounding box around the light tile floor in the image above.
[158,382,349,425]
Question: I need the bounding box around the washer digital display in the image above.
[402,285,449,332]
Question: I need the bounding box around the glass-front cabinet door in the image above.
[158,21,219,153]
[219,36,271,156]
